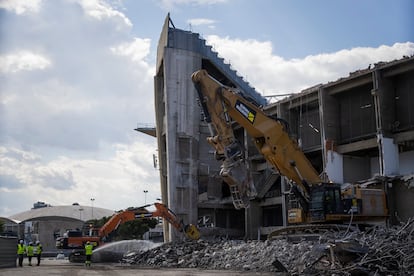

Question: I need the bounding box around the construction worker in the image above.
[26,242,34,266]
[17,240,25,267]
[34,241,43,266]
[84,241,93,267]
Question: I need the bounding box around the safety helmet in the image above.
[86,241,90,244]
[36,241,40,244]
[19,240,24,244]
[29,242,33,245]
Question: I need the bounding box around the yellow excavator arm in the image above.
[192,71,256,209]
[192,70,322,202]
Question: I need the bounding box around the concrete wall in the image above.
[2,217,83,252]
[0,236,17,268]
[399,151,414,174]
[388,180,414,224]
[343,155,371,183]
[40,219,83,251]
[161,48,201,241]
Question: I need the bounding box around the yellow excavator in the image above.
[192,69,388,233]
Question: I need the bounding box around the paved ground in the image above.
[0,258,281,276]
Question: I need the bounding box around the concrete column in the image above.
[280,177,287,226]
[372,68,398,177]
[244,201,261,239]
[154,74,170,241]
[319,87,343,183]
[325,149,344,183]
[379,135,399,175]
[163,48,201,241]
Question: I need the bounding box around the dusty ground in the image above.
[0,258,281,276]
[4,220,412,276]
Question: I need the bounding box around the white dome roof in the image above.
[8,205,115,222]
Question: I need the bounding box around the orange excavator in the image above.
[56,203,199,261]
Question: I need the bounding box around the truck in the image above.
[56,202,199,261]
[192,69,388,234]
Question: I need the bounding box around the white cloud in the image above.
[0,51,51,73]
[187,18,216,26]
[0,0,42,14]
[0,141,159,215]
[0,0,155,151]
[0,0,157,216]
[110,38,151,64]
[0,146,75,190]
[206,35,414,94]
[157,0,227,10]
[75,0,132,29]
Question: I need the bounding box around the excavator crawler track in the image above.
[268,224,357,240]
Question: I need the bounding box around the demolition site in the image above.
[1,14,414,276]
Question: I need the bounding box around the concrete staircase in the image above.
[167,28,266,106]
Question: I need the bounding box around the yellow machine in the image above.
[192,69,388,227]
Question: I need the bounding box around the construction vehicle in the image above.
[56,203,199,261]
[192,69,388,233]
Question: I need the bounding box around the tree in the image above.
[115,219,158,240]
[85,215,158,241]
[86,216,110,228]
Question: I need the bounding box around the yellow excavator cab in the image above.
[288,208,305,224]
[184,224,200,240]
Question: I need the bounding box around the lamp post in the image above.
[79,208,84,220]
[143,190,148,204]
[90,198,95,219]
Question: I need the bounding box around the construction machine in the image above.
[56,203,199,261]
[192,69,388,233]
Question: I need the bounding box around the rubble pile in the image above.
[325,218,414,275]
[121,219,414,275]
[122,238,305,273]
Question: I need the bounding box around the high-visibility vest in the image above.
[27,245,34,256]
[17,244,25,255]
[34,244,42,255]
[85,244,93,255]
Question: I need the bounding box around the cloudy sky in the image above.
[0,0,413,217]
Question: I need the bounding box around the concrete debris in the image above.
[401,174,414,189]
[56,253,65,260]
[121,218,414,275]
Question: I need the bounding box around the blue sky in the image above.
[0,0,413,217]
[122,0,414,58]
